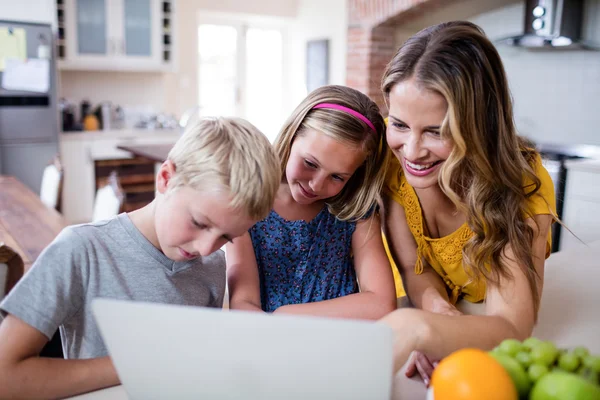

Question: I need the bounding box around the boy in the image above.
[0,117,280,399]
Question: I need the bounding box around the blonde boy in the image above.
[0,117,279,399]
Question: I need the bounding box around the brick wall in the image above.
[347,0,455,112]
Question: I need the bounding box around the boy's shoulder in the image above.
[52,214,128,253]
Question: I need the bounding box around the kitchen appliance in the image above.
[497,0,598,50]
[537,143,600,252]
[0,21,59,194]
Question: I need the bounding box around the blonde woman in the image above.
[228,85,396,319]
[379,21,556,380]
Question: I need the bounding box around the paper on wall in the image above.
[0,27,27,71]
[1,58,50,93]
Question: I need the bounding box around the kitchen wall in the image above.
[162,0,346,120]
[471,1,600,146]
[287,0,348,112]
[391,0,600,147]
[0,0,56,29]
[58,0,345,127]
[59,71,169,120]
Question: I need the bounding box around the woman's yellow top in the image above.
[383,154,557,302]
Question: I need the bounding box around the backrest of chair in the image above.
[40,155,63,211]
[92,171,124,222]
[0,244,25,299]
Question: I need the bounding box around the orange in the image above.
[430,348,518,400]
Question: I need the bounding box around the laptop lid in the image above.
[92,298,394,400]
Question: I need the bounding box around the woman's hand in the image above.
[405,301,462,386]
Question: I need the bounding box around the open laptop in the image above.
[92,298,394,400]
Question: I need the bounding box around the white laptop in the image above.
[92,298,394,400]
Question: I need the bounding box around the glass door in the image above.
[75,0,108,55]
[123,0,152,57]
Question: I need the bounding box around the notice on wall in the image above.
[1,58,49,93]
[0,27,27,72]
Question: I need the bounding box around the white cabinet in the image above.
[60,130,180,224]
[60,0,174,71]
[560,160,600,250]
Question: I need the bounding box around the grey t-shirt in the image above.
[0,213,225,359]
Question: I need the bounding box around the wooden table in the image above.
[0,176,67,270]
[116,144,171,163]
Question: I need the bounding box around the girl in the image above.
[379,21,557,379]
[227,85,396,319]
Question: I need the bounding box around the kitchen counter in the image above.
[66,239,600,400]
[564,158,600,172]
[117,143,171,163]
[59,129,181,142]
[537,142,600,159]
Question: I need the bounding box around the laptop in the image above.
[92,298,394,400]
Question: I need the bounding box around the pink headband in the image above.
[312,103,376,133]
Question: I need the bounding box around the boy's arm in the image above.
[0,314,119,399]
[274,213,397,320]
[0,226,117,398]
[226,232,263,312]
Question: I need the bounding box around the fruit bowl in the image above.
[428,339,600,400]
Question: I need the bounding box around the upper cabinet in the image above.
[57,0,175,72]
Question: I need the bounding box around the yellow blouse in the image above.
[383,154,556,302]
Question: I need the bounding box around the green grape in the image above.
[489,352,531,398]
[578,366,600,385]
[531,341,559,366]
[498,338,524,357]
[515,351,533,368]
[522,337,542,350]
[558,352,581,372]
[529,363,549,382]
[573,346,590,359]
[583,355,600,374]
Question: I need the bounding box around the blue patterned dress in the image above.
[249,207,359,312]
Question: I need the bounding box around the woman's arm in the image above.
[0,314,118,399]
[381,194,452,312]
[226,232,263,312]
[274,213,396,320]
[381,214,553,372]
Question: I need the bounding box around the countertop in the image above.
[59,129,181,141]
[66,239,600,400]
[564,158,600,172]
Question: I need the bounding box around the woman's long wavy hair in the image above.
[381,21,544,312]
[274,85,390,221]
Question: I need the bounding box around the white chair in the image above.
[92,172,124,222]
[40,156,63,211]
[0,244,24,300]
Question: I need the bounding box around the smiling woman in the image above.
[378,21,558,381]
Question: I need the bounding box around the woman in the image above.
[379,21,556,382]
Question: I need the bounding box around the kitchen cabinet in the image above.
[560,159,600,250]
[59,0,175,71]
[60,130,180,223]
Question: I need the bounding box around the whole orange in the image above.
[429,348,518,400]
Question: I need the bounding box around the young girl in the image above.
[379,21,557,379]
[227,85,396,319]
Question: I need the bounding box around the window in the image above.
[198,19,284,142]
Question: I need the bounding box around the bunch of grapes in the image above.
[489,337,600,399]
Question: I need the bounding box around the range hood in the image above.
[497,0,591,49]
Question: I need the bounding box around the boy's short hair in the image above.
[167,117,280,220]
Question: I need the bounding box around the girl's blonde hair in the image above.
[382,21,545,312]
[274,85,389,221]
[167,117,280,221]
